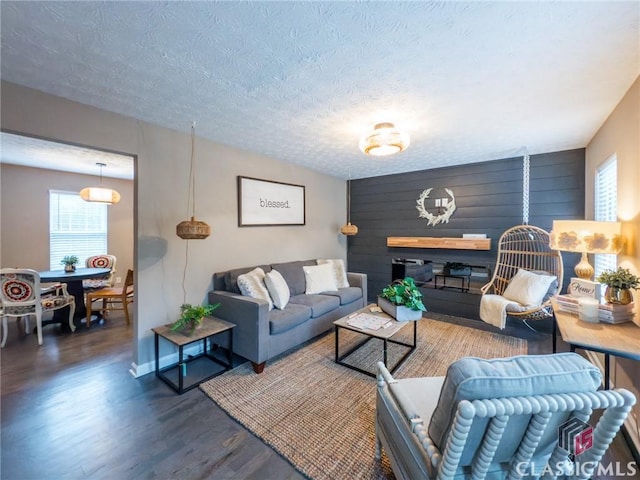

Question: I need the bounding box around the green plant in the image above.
[596,267,640,290]
[170,303,221,334]
[380,277,426,311]
[60,255,79,266]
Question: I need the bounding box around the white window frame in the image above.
[49,190,108,270]
[593,155,617,278]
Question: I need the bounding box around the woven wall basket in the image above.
[176,217,211,239]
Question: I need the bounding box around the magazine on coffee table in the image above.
[346,312,393,330]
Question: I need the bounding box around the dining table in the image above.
[39,267,111,330]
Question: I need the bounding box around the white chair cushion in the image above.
[316,259,349,288]
[502,269,556,306]
[264,269,290,310]
[237,267,273,310]
[303,263,338,294]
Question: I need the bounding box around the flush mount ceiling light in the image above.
[359,122,410,156]
[80,162,121,204]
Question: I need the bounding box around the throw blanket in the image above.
[480,294,519,329]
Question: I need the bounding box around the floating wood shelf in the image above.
[387,237,491,250]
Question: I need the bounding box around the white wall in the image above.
[1,81,348,374]
[585,75,640,453]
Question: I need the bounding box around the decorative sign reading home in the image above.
[238,176,305,226]
[416,187,457,226]
[568,277,603,301]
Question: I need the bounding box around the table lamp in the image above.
[549,220,622,280]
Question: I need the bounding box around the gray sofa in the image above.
[208,259,367,373]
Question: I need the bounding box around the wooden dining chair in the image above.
[86,269,133,327]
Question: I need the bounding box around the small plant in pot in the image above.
[61,255,79,272]
[596,267,639,305]
[378,277,427,321]
[171,303,221,334]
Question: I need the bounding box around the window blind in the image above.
[49,190,108,270]
[594,157,617,277]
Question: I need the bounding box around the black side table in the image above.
[153,316,235,394]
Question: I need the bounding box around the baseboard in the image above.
[584,350,640,462]
[128,342,207,378]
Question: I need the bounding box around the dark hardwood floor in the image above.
[1,312,637,479]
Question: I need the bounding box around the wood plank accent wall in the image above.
[347,149,585,320]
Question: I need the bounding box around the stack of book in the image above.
[555,294,635,324]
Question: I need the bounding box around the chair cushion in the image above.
[237,267,273,310]
[225,265,271,294]
[264,269,290,310]
[428,353,602,450]
[303,264,338,294]
[316,259,349,288]
[269,303,312,334]
[502,269,556,306]
[320,287,362,305]
[289,294,340,318]
[270,261,309,296]
[41,295,73,310]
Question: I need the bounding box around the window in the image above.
[594,156,617,277]
[49,191,108,270]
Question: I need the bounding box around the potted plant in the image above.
[170,303,221,334]
[378,277,427,321]
[61,255,79,272]
[596,267,639,305]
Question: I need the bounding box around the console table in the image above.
[551,298,640,389]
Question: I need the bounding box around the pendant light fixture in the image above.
[359,122,410,156]
[340,176,358,236]
[80,162,121,204]
[176,122,211,240]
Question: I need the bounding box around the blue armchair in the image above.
[375,353,635,480]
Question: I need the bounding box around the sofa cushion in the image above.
[237,267,273,310]
[303,264,338,294]
[289,294,340,318]
[317,259,349,288]
[269,303,312,335]
[502,269,556,307]
[428,353,602,451]
[225,264,271,294]
[271,261,308,296]
[264,269,290,310]
[321,287,362,305]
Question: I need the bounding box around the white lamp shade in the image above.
[549,220,622,254]
[80,187,121,204]
[359,122,410,156]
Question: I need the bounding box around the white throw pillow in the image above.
[316,259,349,288]
[264,269,290,310]
[237,267,273,310]
[303,263,338,294]
[502,269,557,307]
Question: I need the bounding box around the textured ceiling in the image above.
[0,132,134,180]
[1,1,639,179]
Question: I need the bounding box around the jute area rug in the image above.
[200,317,527,480]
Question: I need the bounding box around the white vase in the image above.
[377,296,423,322]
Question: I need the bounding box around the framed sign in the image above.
[238,176,305,226]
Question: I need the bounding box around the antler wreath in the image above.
[416,188,457,226]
